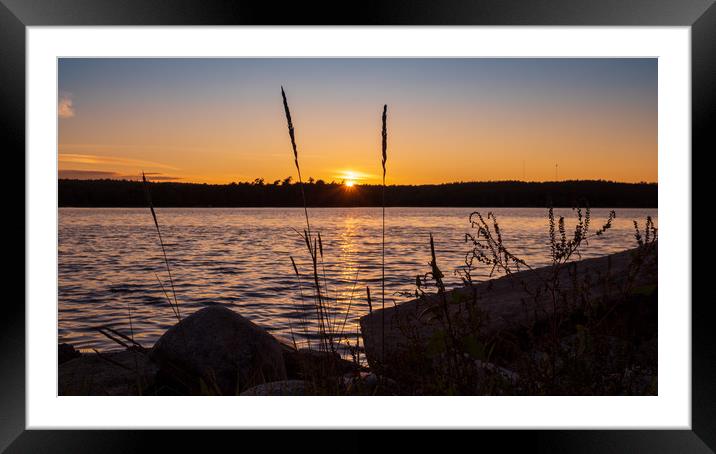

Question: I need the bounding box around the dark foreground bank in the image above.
[59,179,657,208]
[59,244,657,396]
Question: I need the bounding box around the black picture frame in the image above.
[3,0,711,450]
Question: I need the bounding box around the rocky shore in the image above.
[59,305,370,396]
[59,245,657,396]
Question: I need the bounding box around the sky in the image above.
[58,58,657,185]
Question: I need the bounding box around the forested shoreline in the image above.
[58,179,657,208]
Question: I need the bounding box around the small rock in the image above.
[474,360,519,384]
[283,347,359,379]
[240,380,308,396]
[59,349,157,395]
[58,343,81,365]
[342,372,399,395]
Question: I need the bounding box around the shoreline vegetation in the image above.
[58,89,658,396]
[58,179,657,208]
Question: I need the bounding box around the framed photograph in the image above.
[5,0,712,449]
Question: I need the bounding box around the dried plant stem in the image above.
[281,87,311,239]
[283,87,336,352]
[154,273,180,322]
[366,286,373,314]
[337,265,361,344]
[310,238,332,352]
[317,232,335,333]
[127,301,135,344]
[290,256,312,350]
[143,172,181,320]
[126,300,142,391]
[381,104,388,362]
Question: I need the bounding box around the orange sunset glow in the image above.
[58,58,657,184]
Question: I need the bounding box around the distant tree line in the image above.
[58,179,657,208]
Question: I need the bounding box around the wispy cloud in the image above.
[58,93,75,119]
[59,143,207,154]
[59,169,182,181]
[58,153,179,170]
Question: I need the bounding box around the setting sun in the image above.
[339,170,362,188]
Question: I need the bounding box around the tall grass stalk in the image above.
[290,256,312,350]
[281,87,311,239]
[142,172,181,320]
[154,272,180,322]
[282,87,335,353]
[127,301,135,345]
[337,266,361,344]
[366,286,373,314]
[127,299,143,394]
[317,232,335,334]
[381,105,388,362]
[312,239,330,351]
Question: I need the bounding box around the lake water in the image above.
[59,207,657,353]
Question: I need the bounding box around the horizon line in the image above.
[58,177,658,186]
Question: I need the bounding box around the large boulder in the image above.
[360,246,657,382]
[149,305,287,395]
[59,349,157,395]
